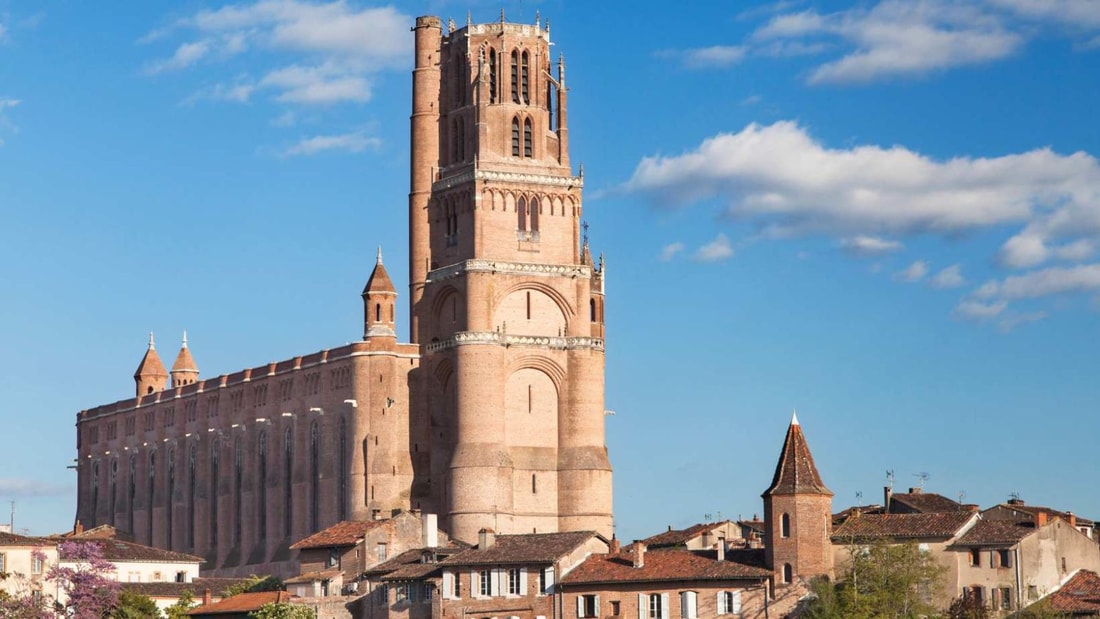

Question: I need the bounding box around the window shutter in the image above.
[577,596,585,617]
[443,571,454,600]
[731,591,741,614]
[544,566,555,592]
[638,594,646,619]
[520,568,528,595]
[716,592,723,614]
[491,568,502,596]
[471,571,479,597]
[661,593,670,619]
[595,595,601,617]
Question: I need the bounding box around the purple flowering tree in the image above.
[49,541,120,619]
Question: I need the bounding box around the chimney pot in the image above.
[423,513,438,548]
[1037,511,1048,527]
[1068,512,1077,528]
[202,589,212,606]
[478,528,496,549]
[609,538,621,554]
[909,487,922,494]
[717,540,726,562]
[632,541,646,568]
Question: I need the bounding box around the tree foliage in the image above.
[249,602,316,619]
[113,591,162,618]
[802,539,948,619]
[162,591,195,619]
[947,594,990,619]
[224,575,283,597]
[51,541,121,619]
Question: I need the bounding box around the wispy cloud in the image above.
[0,478,71,497]
[0,98,21,146]
[659,242,685,262]
[895,260,929,282]
[929,264,966,288]
[839,235,903,256]
[695,234,735,261]
[657,45,746,69]
[281,130,380,157]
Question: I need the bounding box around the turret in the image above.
[762,411,834,585]
[170,332,199,388]
[362,247,397,340]
[133,333,168,397]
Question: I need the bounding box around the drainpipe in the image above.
[1015,546,1022,611]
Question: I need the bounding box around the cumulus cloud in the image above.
[975,264,1100,301]
[839,235,903,256]
[145,1,411,105]
[281,130,380,157]
[954,299,1007,319]
[929,264,966,288]
[750,1,1021,83]
[695,234,735,261]
[658,45,746,69]
[895,260,929,282]
[659,242,685,262]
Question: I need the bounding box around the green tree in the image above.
[223,575,282,597]
[248,602,316,619]
[947,594,990,619]
[803,539,948,619]
[162,591,194,619]
[112,591,161,618]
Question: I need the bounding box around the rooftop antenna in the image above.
[9,499,14,530]
[704,513,712,522]
[958,491,967,504]
[855,491,863,507]
[914,472,930,490]
[885,469,895,491]
[1009,491,1021,502]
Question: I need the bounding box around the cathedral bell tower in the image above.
[410,13,611,542]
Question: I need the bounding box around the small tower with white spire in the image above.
[170,332,199,388]
[133,333,168,397]
[362,247,397,340]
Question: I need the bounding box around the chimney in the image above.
[717,539,726,562]
[632,541,646,568]
[478,528,496,549]
[909,487,922,494]
[609,537,621,554]
[1008,497,1025,506]
[202,589,212,606]
[74,520,84,536]
[423,513,438,548]
[884,486,893,511]
[1068,512,1077,528]
[1037,511,1048,527]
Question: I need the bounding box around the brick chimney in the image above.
[717,539,726,562]
[609,538,621,554]
[478,528,496,549]
[1068,512,1077,528]
[202,589,212,606]
[1037,511,1048,527]
[74,521,84,536]
[632,541,646,568]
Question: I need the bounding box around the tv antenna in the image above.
[855,491,863,507]
[958,491,966,504]
[913,472,930,489]
[885,470,895,490]
[704,513,713,522]
[1009,491,1021,502]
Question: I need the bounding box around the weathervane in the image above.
[582,220,590,246]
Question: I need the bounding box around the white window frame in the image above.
[680,591,697,619]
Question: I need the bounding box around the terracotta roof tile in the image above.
[889,492,970,514]
[560,548,771,586]
[119,577,251,599]
[284,569,343,584]
[364,545,467,579]
[954,520,1036,546]
[0,531,51,547]
[363,255,396,295]
[442,531,601,567]
[1043,570,1100,614]
[642,521,730,548]
[764,417,831,497]
[188,590,295,615]
[832,512,976,541]
[289,520,387,550]
[66,538,203,564]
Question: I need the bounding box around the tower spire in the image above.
[170,332,199,388]
[134,333,168,397]
[363,248,397,340]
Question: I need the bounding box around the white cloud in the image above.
[988,0,1100,29]
[895,260,929,282]
[183,80,256,105]
[839,235,903,255]
[997,310,1048,331]
[272,110,297,127]
[749,0,1022,83]
[976,264,1100,300]
[954,299,1007,319]
[145,1,411,105]
[695,234,735,262]
[659,45,746,69]
[281,131,380,157]
[659,242,685,262]
[625,121,1100,269]
[929,264,966,288]
[0,478,70,497]
[0,98,20,146]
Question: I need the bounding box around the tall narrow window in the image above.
[127,455,136,536]
[517,197,527,231]
[210,439,219,550]
[523,118,532,158]
[547,79,555,129]
[188,445,197,549]
[147,452,156,546]
[284,428,293,537]
[781,513,791,538]
[375,303,382,322]
[511,51,519,103]
[489,49,498,104]
[454,55,463,107]
[521,51,529,103]
[590,299,597,322]
[166,450,174,550]
[338,418,348,521]
[234,438,242,547]
[783,563,793,584]
[92,461,100,519]
[110,458,118,527]
[310,421,320,533]
[526,291,532,320]
[530,197,539,231]
[258,431,267,544]
[512,117,520,156]
[532,473,537,494]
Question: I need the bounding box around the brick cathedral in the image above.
[74,14,612,577]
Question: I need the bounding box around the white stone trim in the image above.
[426,331,604,353]
[428,259,590,283]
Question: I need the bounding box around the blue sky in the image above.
[1,0,1099,542]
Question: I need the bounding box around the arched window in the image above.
[523,118,532,158]
[781,513,791,538]
[258,431,267,544]
[147,452,156,546]
[209,438,219,550]
[375,303,382,322]
[166,450,175,550]
[284,428,293,537]
[521,51,529,104]
[338,417,348,521]
[310,421,320,533]
[489,49,498,104]
[517,197,528,232]
[234,438,243,547]
[510,51,519,103]
[590,299,596,322]
[547,78,555,129]
[511,117,520,156]
[529,196,540,231]
[783,563,793,584]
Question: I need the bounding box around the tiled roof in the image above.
[188,590,295,615]
[289,520,387,550]
[119,577,251,599]
[364,545,466,580]
[134,338,168,380]
[832,512,975,541]
[988,503,1096,526]
[953,520,1036,546]
[0,531,51,547]
[560,548,771,586]
[889,492,969,514]
[642,521,730,548]
[833,505,885,525]
[1043,570,1100,614]
[442,531,601,567]
[66,538,203,564]
[284,569,343,585]
[363,255,396,294]
[763,417,832,497]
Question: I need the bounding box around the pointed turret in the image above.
[363,247,397,340]
[134,333,169,397]
[763,412,834,586]
[170,332,199,388]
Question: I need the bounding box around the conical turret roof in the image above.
[171,332,198,374]
[133,333,168,380]
[363,247,396,295]
[763,412,832,497]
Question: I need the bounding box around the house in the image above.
[119,578,251,614]
[641,521,741,551]
[286,511,450,599]
[983,497,1098,541]
[0,530,60,605]
[884,487,974,515]
[951,514,1100,614]
[187,590,298,618]
[558,540,773,619]
[1031,569,1100,616]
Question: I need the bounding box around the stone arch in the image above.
[552,196,562,217]
[430,285,465,338]
[432,357,454,389]
[504,364,559,450]
[506,355,566,390]
[495,280,574,320]
[493,284,569,337]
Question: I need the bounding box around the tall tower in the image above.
[411,13,611,542]
[134,333,168,397]
[763,412,834,585]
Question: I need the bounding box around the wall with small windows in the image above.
[562,582,767,619]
